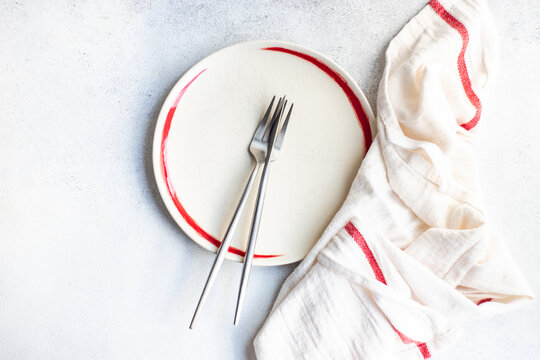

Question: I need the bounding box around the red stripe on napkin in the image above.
[345,222,431,359]
[477,298,492,305]
[345,222,386,284]
[429,0,482,131]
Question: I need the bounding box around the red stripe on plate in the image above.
[160,68,280,259]
[262,47,372,153]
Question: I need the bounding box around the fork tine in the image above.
[253,96,275,141]
[263,107,280,142]
[275,99,287,132]
[274,103,293,149]
[263,97,285,141]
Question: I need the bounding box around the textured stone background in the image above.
[1,0,538,359]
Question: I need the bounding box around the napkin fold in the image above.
[254,0,532,358]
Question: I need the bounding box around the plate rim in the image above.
[152,39,375,266]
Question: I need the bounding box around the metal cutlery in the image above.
[234,98,293,325]
[190,96,293,328]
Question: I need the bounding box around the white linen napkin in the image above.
[254,0,532,358]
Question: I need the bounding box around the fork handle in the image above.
[190,163,261,329]
[234,159,273,325]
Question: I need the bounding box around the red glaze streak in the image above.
[160,68,279,259]
[262,47,372,153]
[345,222,431,359]
[429,0,482,131]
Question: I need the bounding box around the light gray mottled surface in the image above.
[0,0,538,359]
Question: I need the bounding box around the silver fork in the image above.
[234,98,294,325]
[189,96,288,329]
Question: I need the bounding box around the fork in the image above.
[234,98,293,325]
[189,96,287,329]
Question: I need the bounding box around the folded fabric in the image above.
[254,0,532,358]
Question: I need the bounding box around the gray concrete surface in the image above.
[0,0,538,359]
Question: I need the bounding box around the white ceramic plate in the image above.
[152,40,374,266]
